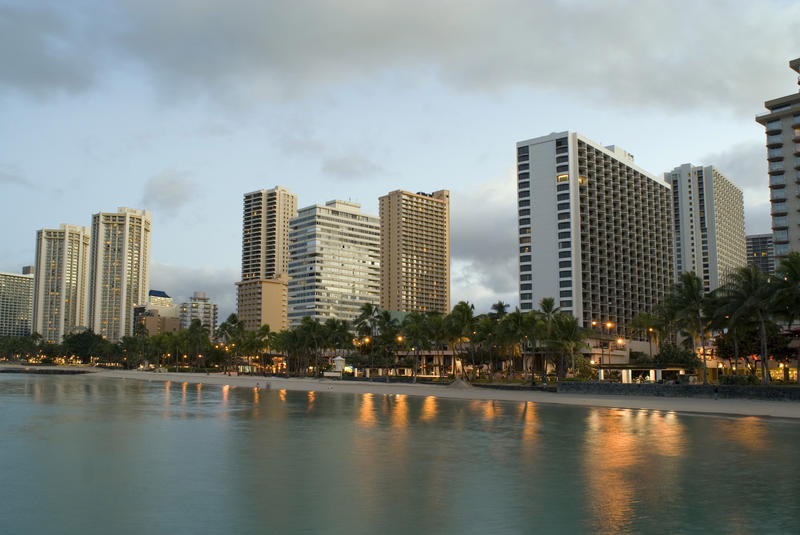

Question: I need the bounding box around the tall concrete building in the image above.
[237,186,297,330]
[756,57,800,258]
[516,132,673,338]
[0,270,34,337]
[32,224,92,343]
[379,190,450,314]
[746,233,776,274]
[666,164,746,291]
[288,200,380,327]
[88,207,152,342]
[179,291,218,336]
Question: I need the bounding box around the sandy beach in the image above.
[91,369,800,420]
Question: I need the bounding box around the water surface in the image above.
[1,375,798,534]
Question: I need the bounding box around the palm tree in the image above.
[539,298,561,337]
[450,301,476,378]
[401,312,431,382]
[551,314,588,379]
[716,265,775,384]
[490,300,509,320]
[354,303,381,378]
[669,272,709,384]
[775,252,800,384]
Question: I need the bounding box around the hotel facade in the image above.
[755,57,800,257]
[88,207,151,342]
[516,132,673,339]
[666,164,746,291]
[288,200,380,327]
[32,224,92,343]
[237,186,297,331]
[379,189,450,314]
[0,271,34,338]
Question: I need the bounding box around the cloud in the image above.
[0,163,33,188]
[0,4,97,97]
[699,141,771,234]
[149,262,238,322]
[113,0,800,111]
[141,169,197,217]
[7,1,799,113]
[321,155,384,180]
[450,168,519,313]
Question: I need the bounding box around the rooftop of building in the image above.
[149,290,170,298]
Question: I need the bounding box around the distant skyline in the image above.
[2,1,799,320]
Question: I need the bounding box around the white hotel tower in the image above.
[666,164,746,291]
[88,207,151,342]
[33,224,92,343]
[288,200,380,327]
[516,132,673,338]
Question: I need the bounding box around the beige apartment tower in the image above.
[237,186,297,330]
[379,190,450,314]
[88,207,152,342]
[237,275,289,332]
[33,224,92,343]
[755,57,800,257]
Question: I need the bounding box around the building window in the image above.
[519,208,530,216]
[519,199,530,207]
[559,260,571,268]
[560,290,572,297]
[519,172,530,180]
[559,251,570,258]
[556,184,569,192]
[558,231,571,239]
[519,218,530,226]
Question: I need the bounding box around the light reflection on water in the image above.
[1,374,799,535]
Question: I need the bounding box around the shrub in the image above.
[719,374,759,386]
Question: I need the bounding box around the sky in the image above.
[1,0,799,320]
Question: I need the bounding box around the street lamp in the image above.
[364,337,372,381]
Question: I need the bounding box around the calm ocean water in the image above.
[1,374,798,534]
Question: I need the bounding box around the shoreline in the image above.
[90,369,800,420]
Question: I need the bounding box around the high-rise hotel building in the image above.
[237,186,297,331]
[756,57,800,257]
[746,233,776,274]
[32,224,92,343]
[379,190,450,314]
[666,164,746,291]
[88,207,151,342]
[0,270,34,338]
[288,200,380,327]
[517,132,673,337]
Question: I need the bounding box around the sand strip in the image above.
[91,369,800,420]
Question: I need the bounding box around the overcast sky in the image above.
[1,0,798,319]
